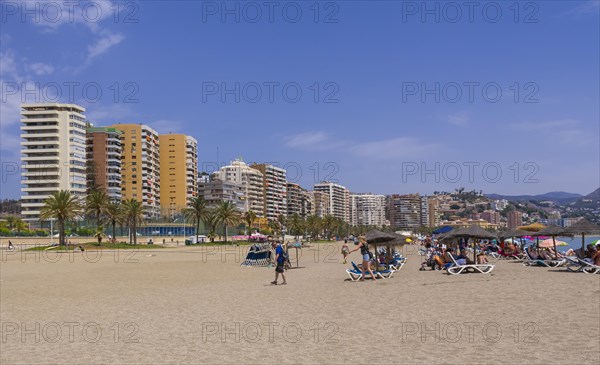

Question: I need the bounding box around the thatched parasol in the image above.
[518,223,545,232]
[532,225,572,259]
[565,218,600,257]
[368,233,411,263]
[446,225,497,262]
[498,229,532,239]
[365,230,397,244]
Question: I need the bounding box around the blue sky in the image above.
[1,0,599,199]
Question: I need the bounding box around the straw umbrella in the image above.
[365,230,397,243]
[446,225,497,263]
[368,234,411,264]
[518,223,545,252]
[532,225,570,259]
[498,228,532,252]
[565,218,600,257]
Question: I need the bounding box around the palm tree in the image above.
[306,215,322,240]
[39,190,82,246]
[322,215,336,239]
[182,197,211,244]
[277,214,287,240]
[287,213,303,239]
[214,201,241,243]
[104,201,124,243]
[268,220,280,236]
[243,210,257,239]
[123,199,145,245]
[205,209,218,242]
[85,189,108,231]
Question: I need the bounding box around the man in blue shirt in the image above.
[270,237,287,285]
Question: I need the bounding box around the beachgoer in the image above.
[347,236,377,281]
[8,241,15,251]
[270,239,287,285]
[341,241,350,264]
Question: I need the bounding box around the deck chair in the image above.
[566,258,600,274]
[346,262,392,281]
[522,249,566,268]
[445,254,494,275]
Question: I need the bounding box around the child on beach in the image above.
[341,242,349,264]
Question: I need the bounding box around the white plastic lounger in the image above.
[566,258,600,274]
[522,250,566,268]
[446,254,494,275]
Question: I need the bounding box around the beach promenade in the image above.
[1,242,599,364]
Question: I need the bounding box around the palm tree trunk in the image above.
[196,218,200,244]
[112,220,116,243]
[59,219,65,246]
[224,225,228,243]
[133,221,137,245]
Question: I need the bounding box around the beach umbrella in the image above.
[370,233,411,263]
[533,226,572,259]
[539,238,568,248]
[565,218,600,257]
[446,225,497,263]
[591,239,600,246]
[498,229,532,239]
[518,223,545,232]
[365,230,397,244]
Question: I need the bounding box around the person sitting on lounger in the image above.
[456,250,472,265]
[539,249,554,260]
[527,246,539,259]
[505,242,517,255]
[592,248,600,266]
[477,251,489,264]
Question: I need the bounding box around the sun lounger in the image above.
[522,249,566,268]
[345,262,394,281]
[566,258,600,274]
[445,254,494,275]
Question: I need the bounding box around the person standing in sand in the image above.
[341,241,350,264]
[347,236,377,281]
[270,238,287,285]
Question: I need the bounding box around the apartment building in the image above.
[159,134,198,216]
[198,177,246,212]
[350,194,387,226]
[20,103,87,223]
[86,127,123,200]
[109,124,161,218]
[507,210,523,229]
[251,164,287,221]
[387,194,429,230]
[213,159,264,217]
[307,190,327,218]
[314,182,350,223]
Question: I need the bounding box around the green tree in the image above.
[214,201,241,243]
[123,199,145,245]
[287,213,304,239]
[105,201,124,243]
[306,215,322,239]
[322,215,336,239]
[182,197,211,244]
[243,210,258,239]
[39,191,82,246]
[85,189,108,231]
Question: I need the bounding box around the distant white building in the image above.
[212,159,265,217]
[21,103,87,223]
[491,199,509,211]
[314,182,350,223]
[350,194,387,227]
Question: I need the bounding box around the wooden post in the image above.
[581,232,586,258]
[552,236,558,260]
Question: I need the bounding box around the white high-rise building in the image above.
[350,194,387,226]
[20,103,87,223]
[251,164,287,221]
[314,182,350,223]
[213,159,265,217]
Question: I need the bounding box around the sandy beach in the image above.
[1,242,599,364]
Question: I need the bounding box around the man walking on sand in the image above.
[270,237,287,285]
